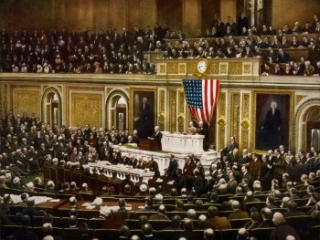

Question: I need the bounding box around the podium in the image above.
[139,138,159,151]
[161,132,204,154]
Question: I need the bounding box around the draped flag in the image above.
[182,79,220,123]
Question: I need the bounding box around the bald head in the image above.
[273,212,286,226]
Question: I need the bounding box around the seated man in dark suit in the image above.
[283,200,305,217]
[117,225,130,240]
[141,222,160,240]
[270,212,301,240]
[164,215,182,230]
[257,207,275,228]
[11,214,39,240]
[228,200,250,220]
[149,204,170,221]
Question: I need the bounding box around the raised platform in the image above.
[112,144,218,176]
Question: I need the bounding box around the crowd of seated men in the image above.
[1,111,320,239]
[0,26,160,74]
[1,13,320,75]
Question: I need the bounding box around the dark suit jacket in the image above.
[167,159,178,179]
[257,219,275,228]
[227,178,238,194]
[270,223,301,240]
[152,131,162,150]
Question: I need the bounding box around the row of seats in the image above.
[2,224,320,240]
[0,225,270,240]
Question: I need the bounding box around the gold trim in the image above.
[296,95,307,105]
[177,113,185,133]
[218,118,226,129]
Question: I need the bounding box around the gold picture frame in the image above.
[252,90,294,153]
[129,88,157,138]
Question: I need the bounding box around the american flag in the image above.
[182,79,220,123]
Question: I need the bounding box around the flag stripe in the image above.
[183,79,220,123]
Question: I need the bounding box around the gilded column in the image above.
[217,92,226,151]
[169,90,177,132]
[177,89,185,133]
[158,90,165,131]
[240,93,250,149]
[230,92,240,141]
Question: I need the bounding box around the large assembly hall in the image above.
[0,0,320,240]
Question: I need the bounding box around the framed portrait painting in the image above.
[253,91,293,152]
[130,89,156,139]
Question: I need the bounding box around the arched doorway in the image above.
[306,106,320,152]
[295,100,320,152]
[41,88,62,127]
[106,91,129,131]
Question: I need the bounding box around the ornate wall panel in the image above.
[296,95,307,106]
[169,90,177,132]
[229,62,242,75]
[216,92,226,151]
[167,62,178,75]
[158,89,166,130]
[240,93,250,149]
[230,92,240,140]
[177,89,185,133]
[70,93,102,127]
[243,62,253,75]
[13,89,40,116]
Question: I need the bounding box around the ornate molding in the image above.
[177,113,185,133]
[169,90,176,132]
[211,62,219,74]
[241,118,250,148]
[167,62,178,74]
[217,117,226,151]
[158,111,165,130]
[159,90,165,112]
[218,92,226,117]
[231,92,240,140]
[229,62,242,75]
[218,118,226,129]
[296,95,307,105]
[178,89,185,114]
[241,93,250,148]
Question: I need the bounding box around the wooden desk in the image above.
[36,199,68,211]
[139,138,159,151]
[59,200,145,212]
[88,162,155,179]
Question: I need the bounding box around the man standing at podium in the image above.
[148,126,162,151]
